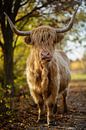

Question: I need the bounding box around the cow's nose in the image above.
[40,50,52,61]
[41,51,49,57]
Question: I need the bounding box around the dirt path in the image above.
[0,81,86,130]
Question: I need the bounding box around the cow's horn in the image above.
[55,5,79,33]
[4,12,31,36]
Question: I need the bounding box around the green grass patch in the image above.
[71,73,86,80]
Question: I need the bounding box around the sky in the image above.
[64,41,86,61]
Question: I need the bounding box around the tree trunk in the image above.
[3,34,15,97]
[4,41,14,90]
[4,39,15,108]
[1,15,15,96]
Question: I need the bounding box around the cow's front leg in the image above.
[47,103,54,126]
[37,102,44,123]
[30,90,44,122]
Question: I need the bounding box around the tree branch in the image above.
[19,0,30,7]
[13,0,22,18]
[15,1,52,23]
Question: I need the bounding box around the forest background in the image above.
[0,0,86,129]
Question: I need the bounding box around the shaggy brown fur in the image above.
[25,26,64,47]
[25,26,71,125]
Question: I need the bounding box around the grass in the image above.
[71,73,86,80]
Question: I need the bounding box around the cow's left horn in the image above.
[55,5,80,33]
[4,12,31,36]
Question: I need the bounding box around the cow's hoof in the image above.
[48,120,57,126]
[36,119,40,123]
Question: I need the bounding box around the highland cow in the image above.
[4,5,79,125]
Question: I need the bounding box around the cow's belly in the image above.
[58,66,71,93]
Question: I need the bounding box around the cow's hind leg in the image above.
[53,103,57,114]
[62,89,67,113]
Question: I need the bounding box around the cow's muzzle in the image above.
[40,50,52,62]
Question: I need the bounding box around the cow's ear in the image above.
[24,35,32,45]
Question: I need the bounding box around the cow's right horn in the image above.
[4,12,31,36]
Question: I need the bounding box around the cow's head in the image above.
[4,5,79,63]
[24,25,64,62]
